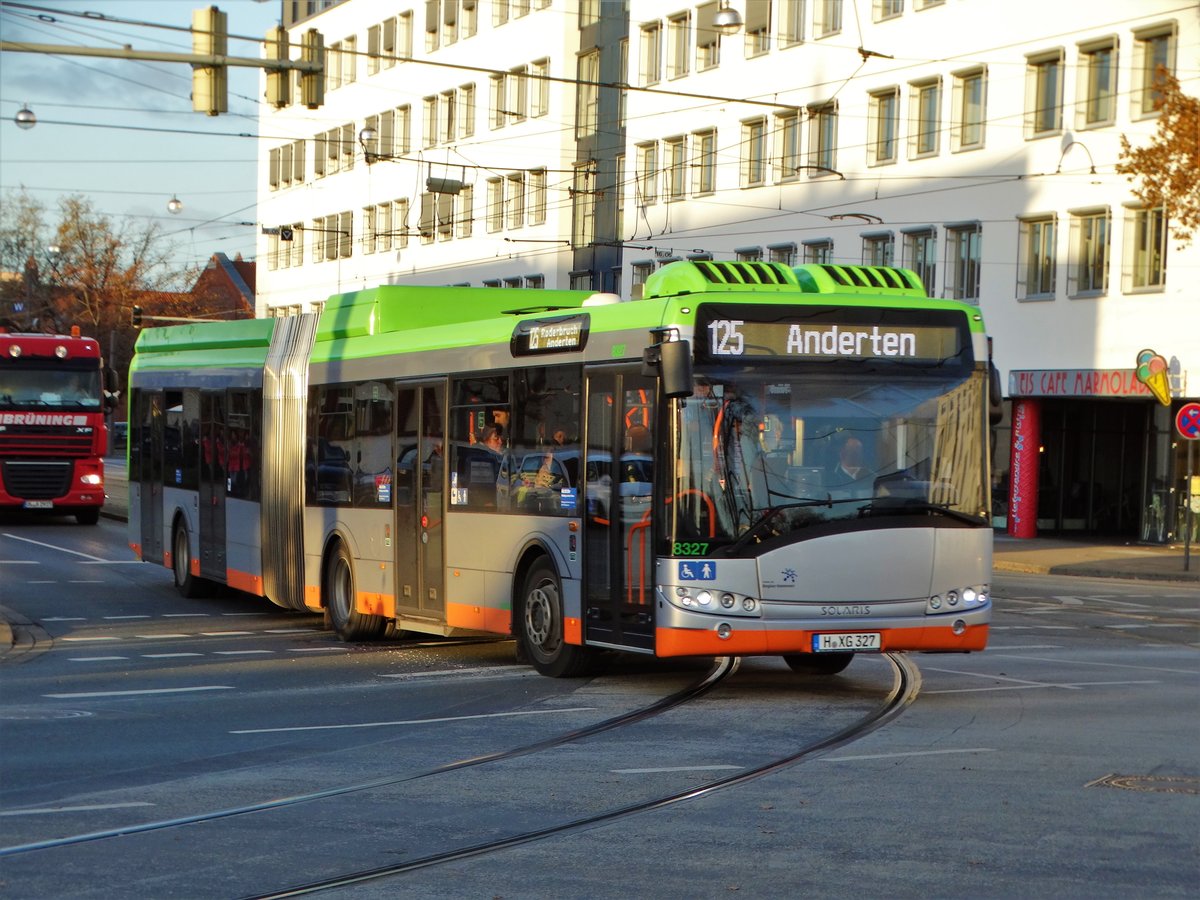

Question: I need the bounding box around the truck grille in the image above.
[0,426,95,457]
[2,461,73,499]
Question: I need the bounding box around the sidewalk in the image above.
[993,533,1200,583]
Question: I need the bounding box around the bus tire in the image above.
[518,559,594,678]
[75,508,100,525]
[325,541,386,642]
[172,520,206,599]
[782,653,854,676]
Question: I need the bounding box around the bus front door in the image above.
[198,391,227,582]
[583,369,655,652]
[394,382,446,623]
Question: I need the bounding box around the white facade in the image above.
[256,0,1199,398]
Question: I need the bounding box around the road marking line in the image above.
[42,617,87,622]
[379,666,532,679]
[231,707,597,735]
[135,634,190,639]
[986,645,1063,650]
[926,666,1062,688]
[45,686,234,699]
[143,653,203,658]
[68,656,128,662]
[0,561,39,565]
[60,636,120,642]
[103,615,151,620]
[68,580,104,584]
[290,647,351,652]
[613,765,743,774]
[162,614,210,618]
[0,533,107,561]
[200,631,253,636]
[264,628,320,634]
[821,748,996,762]
[992,653,1200,675]
[0,803,154,817]
[213,650,274,656]
[926,680,1160,695]
[79,561,148,565]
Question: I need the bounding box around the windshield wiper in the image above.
[727,496,868,553]
[856,498,984,526]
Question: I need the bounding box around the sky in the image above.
[1,0,283,274]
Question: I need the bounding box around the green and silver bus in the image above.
[128,260,994,676]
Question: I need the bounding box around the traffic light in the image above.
[192,6,228,116]
[265,25,290,109]
[131,306,142,328]
[300,28,324,110]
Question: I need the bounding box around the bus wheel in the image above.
[172,521,205,599]
[325,541,386,641]
[75,508,100,525]
[782,653,854,675]
[519,559,594,678]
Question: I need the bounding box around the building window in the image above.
[775,111,800,182]
[694,129,716,195]
[579,0,599,27]
[418,193,435,244]
[951,67,985,151]
[571,164,595,247]
[506,172,525,229]
[1016,215,1056,301]
[665,136,687,201]
[815,0,842,37]
[640,21,662,86]
[459,84,476,138]
[873,0,903,22]
[779,0,803,46]
[529,169,547,225]
[902,228,935,291]
[440,89,457,143]
[618,39,628,127]
[741,118,767,187]
[862,232,894,266]
[696,1,721,70]
[489,74,505,129]
[803,239,832,264]
[737,246,763,262]
[946,222,981,301]
[457,185,473,239]
[1024,49,1063,137]
[637,141,658,205]
[532,58,550,117]
[867,88,898,166]
[526,274,545,289]
[1123,206,1166,292]
[667,12,690,78]
[508,65,528,123]
[395,105,411,153]
[363,205,377,254]
[398,11,413,58]
[1132,24,1176,118]
[487,178,503,232]
[909,78,941,158]
[423,96,438,147]
[768,243,797,266]
[1077,37,1118,129]
[631,260,653,298]
[576,50,600,137]
[614,154,625,232]
[1067,208,1110,297]
[807,102,837,172]
[570,271,595,291]
[744,0,770,57]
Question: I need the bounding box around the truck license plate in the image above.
[23,500,53,509]
[813,632,881,652]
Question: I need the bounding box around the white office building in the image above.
[256,0,1199,544]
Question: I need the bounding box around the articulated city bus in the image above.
[128,260,995,676]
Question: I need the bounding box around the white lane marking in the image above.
[60,636,120,642]
[379,666,532,679]
[0,802,155,817]
[45,686,234,699]
[291,647,351,652]
[27,581,56,584]
[986,645,1063,650]
[1051,595,1085,605]
[162,614,210,618]
[990,625,1078,630]
[1,533,107,561]
[1105,623,1193,629]
[69,656,128,662]
[68,580,104,584]
[925,680,1160,694]
[0,561,39,565]
[822,748,996,762]
[231,707,596,735]
[264,628,320,634]
[992,653,1200,675]
[135,634,191,639]
[925,666,1066,688]
[103,615,151,620]
[79,560,148,565]
[200,631,253,636]
[42,617,87,622]
[142,653,203,658]
[613,765,743,774]
[213,650,273,656]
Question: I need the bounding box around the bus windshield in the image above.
[0,369,102,411]
[668,366,989,549]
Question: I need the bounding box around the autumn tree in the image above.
[1116,71,1200,247]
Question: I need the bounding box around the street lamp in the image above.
[14,104,36,129]
[713,2,743,34]
[167,195,183,214]
[358,125,378,163]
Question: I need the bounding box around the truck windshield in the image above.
[0,369,102,411]
[667,366,989,549]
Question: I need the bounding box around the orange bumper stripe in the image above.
[654,624,989,658]
[446,601,510,634]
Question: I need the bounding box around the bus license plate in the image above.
[23,500,53,509]
[813,632,880,652]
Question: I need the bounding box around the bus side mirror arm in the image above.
[643,339,693,398]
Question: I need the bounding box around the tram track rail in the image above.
[248,651,922,899]
[0,656,738,859]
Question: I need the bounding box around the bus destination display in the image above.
[511,314,590,356]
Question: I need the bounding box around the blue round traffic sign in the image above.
[1177,402,1200,440]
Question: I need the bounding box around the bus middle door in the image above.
[394,382,446,623]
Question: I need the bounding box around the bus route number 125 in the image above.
[708,319,745,356]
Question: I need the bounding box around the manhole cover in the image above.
[1088,774,1200,795]
[0,707,94,721]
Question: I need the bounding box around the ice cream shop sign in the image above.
[1010,361,1172,401]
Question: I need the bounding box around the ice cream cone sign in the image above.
[1136,349,1172,406]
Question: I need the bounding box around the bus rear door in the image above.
[198,391,227,582]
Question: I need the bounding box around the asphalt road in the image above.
[0,519,1196,899]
